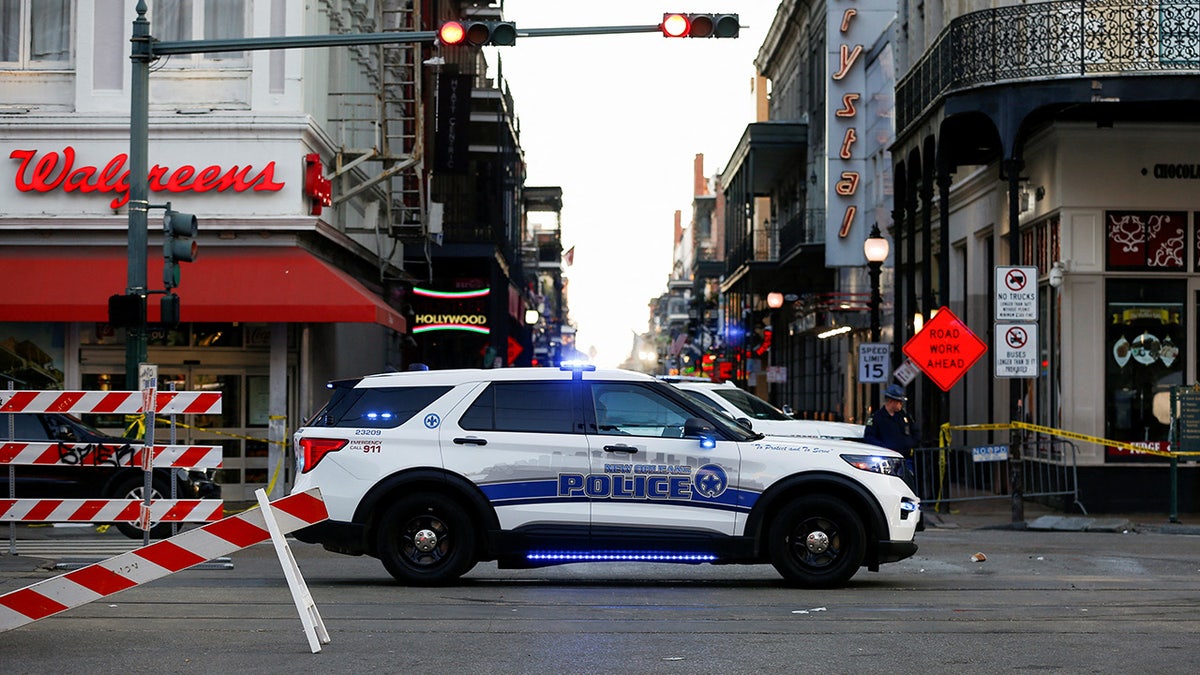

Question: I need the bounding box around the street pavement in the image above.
[3,499,1198,573]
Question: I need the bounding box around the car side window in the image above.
[319,386,451,428]
[3,414,51,441]
[459,382,576,433]
[590,383,692,437]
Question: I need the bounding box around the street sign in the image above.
[994,322,1039,378]
[893,359,921,386]
[858,343,891,383]
[995,266,1038,321]
[972,445,1009,462]
[902,306,987,391]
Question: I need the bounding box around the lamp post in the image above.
[863,223,890,407]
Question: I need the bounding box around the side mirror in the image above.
[782,404,795,416]
[53,424,76,442]
[735,417,754,431]
[683,417,717,449]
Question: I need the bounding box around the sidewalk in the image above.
[922,499,1200,535]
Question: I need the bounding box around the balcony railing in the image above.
[897,0,1200,134]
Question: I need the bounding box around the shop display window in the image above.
[1105,211,1187,270]
[1104,279,1185,461]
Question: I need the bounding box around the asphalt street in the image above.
[2,504,1199,675]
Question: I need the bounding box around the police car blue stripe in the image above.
[477,479,759,513]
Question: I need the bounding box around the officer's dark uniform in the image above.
[863,404,919,457]
[864,384,923,530]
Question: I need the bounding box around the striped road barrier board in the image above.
[0,442,222,469]
[0,390,221,415]
[0,487,327,633]
[0,499,225,524]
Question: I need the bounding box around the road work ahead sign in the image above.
[902,306,987,391]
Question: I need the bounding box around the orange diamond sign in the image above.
[902,306,987,392]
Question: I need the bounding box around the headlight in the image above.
[841,454,903,476]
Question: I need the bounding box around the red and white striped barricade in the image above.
[0,498,224,525]
[0,441,222,470]
[0,487,328,646]
[0,390,222,415]
[1,389,223,529]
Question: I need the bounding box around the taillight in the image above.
[297,437,348,473]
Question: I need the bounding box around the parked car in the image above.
[0,412,221,539]
[664,379,866,440]
[291,364,918,588]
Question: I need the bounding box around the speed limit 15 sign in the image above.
[858,343,891,383]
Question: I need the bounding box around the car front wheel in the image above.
[768,495,866,588]
[376,493,477,585]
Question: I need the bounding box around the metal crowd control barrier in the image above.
[911,437,1086,515]
[1,388,223,553]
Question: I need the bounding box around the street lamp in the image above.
[863,223,889,343]
[863,223,890,411]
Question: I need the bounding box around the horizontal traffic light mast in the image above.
[148,15,740,55]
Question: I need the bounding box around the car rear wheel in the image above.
[768,495,866,588]
[376,493,477,585]
[111,475,174,540]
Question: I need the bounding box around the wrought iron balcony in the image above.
[897,0,1200,134]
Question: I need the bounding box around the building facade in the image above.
[713,0,896,422]
[891,0,1200,511]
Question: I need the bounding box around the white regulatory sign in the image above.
[994,323,1039,378]
[972,445,1010,462]
[995,266,1038,321]
[858,343,891,383]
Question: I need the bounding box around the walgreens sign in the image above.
[9,146,285,209]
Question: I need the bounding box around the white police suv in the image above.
[291,364,919,587]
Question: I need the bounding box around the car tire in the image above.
[110,474,175,540]
[376,493,477,585]
[768,495,866,588]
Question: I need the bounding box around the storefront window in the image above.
[1104,279,1185,461]
[0,324,65,389]
[1106,211,1186,270]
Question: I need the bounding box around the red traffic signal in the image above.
[437,20,517,46]
[438,21,466,45]
[661,13,739,38]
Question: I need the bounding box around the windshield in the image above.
[673,389,761,439]
[713,388,793,420]
[652,382,759,441]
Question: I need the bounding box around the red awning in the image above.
[0,246,406,330]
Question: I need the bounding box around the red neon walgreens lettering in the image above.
[298,437,348,473]
[9,146,286,208]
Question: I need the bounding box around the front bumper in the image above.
[876,539,919,564]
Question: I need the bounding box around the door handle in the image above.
[453,437,487,446]
[603,444,637,454]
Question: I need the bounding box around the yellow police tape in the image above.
[122,413,290,499]
[940,421,1200,458]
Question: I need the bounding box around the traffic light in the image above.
[161,293,181,326]
[162,206,198,290]
[437,20,517,46]
[108,293,145,328]
[660,13,739,38]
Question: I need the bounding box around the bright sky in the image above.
[496,2,779,367]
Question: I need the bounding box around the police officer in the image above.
[865,383,924,529]
[864,383,919,457]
